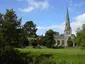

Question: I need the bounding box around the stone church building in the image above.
[54,9,75,47]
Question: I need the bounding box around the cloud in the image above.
[37,24,64,31]
[37,13,85,35]
[19,6,34,12]
[19,0,49,12]
[71,13,85,34]
[37,23,65,35]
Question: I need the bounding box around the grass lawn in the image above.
[18,48,85,64]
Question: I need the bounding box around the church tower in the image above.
[64,8,72,36]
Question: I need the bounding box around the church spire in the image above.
[64,8,72,36]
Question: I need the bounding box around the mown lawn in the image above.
[18,48,85,64]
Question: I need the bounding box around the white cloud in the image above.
[19,0,49,12]
[19,6,34,12]
[27,0,49,9]
[37,24,64,30]
[37,23,65,35]
[37,13,85,35]
[71,13,85,34]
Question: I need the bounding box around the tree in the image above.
[36,35,45,46]
[0,9,26,48]
[54,32,59,36]
[76,24,85,47]
[44,29,56,48]
[0,9,30,64]
[23,21,37,37]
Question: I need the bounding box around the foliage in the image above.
[31,39,37,48]
[0,9,29,64]
[53,31,59,36]
[0,9,27,48]
[52,46,64,49]
[76,24,85,47]
[23,38,29,47]
[0,9,57,64]
[19,48,85,64]
[44,29,56,48]
[23,21,37,37]
[36,36,45,46]
[28,54,56,64]
[0,47,56,64]
[0,47,29,64]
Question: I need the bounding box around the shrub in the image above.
[52,46,64,49]
[0,47,28,64]
[29,54,56,64]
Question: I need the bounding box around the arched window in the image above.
[67,37,73,47]
[57,40,60,45]
[62,40,64,45]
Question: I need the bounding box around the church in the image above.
[54,8,75,47]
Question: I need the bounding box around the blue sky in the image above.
[0,0,85,35]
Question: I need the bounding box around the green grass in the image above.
[18,48,85,64]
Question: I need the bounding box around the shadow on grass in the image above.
[20,52,56,64]
[0,47,56,64]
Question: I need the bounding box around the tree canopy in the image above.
[76,24,85,47]
[44,29,56,48]
[0,9,26,48]
[23,21,37,37]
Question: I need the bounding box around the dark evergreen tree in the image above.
[0,9,29,64]
[0,9,29,48]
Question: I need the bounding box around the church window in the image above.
[57,40,60,45]
[62,40,64,45]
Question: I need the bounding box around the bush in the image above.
[0,47,28,64]
[52,46,64,49]
[28,54,56,64]
[0,46,56,64]
[35,45,47,49]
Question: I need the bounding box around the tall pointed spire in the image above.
[64,8,72,36]
[66,8,70,25]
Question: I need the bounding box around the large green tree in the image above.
[76,24,85,47]
[44,29,56,48]
[0,9,29,64]
[0,9,26,48]
[23,21,37,37]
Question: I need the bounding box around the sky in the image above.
[0,0,85,35]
